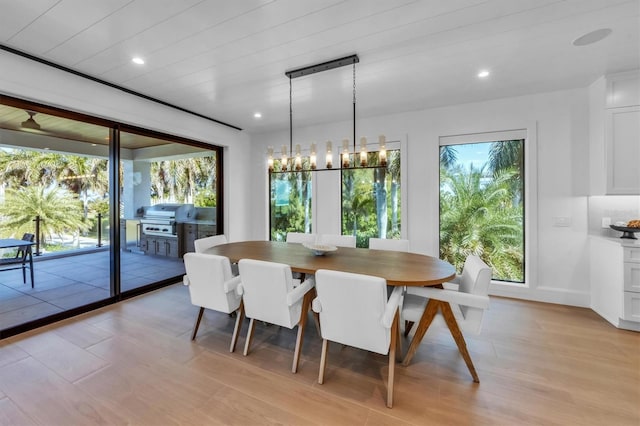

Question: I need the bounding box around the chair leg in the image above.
[191,307,205,341]
[440,301,480,383]
[318,339,329,384]
[402,298,439,366]
[292,321,306,373]
[387,310,399,408]
[291,289,314,373]
[230,302,244,353]
[404,320,414,337]
[243,318,256,356]
[395,316,403,363]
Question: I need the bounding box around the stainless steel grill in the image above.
[139,204,194,237]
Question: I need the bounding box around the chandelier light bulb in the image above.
[325,141,333,168]
[360,137,368,167]
[281,145,288,171]
[310,143,317,170]
[342,138,350,168]
[267,146,274,172]
[378,135,387,166]
[294,144,302,171]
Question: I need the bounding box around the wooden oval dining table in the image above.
[202,240,456,287]
[203,240,464,374]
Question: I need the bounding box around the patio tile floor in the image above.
[0,250,184,331]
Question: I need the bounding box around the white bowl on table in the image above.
[302,242,338,256]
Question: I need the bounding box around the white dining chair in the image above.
[286,232,317,244]
[312,269,403,408]
[183,253,244,352]
[194,234,228,253]
[368,237,410,252]
[401,254,492,382]
[317,234,356,248]
[237,259,315,373]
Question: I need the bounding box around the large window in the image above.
[269,159,312,241]
[439,138,525,283]
[341,150,401,248]
[0,95,222,338]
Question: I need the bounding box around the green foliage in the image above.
[439,158,524,282]
[341,151,401,247]
[150,156,217,205]
[0,186,89,245]
[194,188,217,207]
[269,164,312,241]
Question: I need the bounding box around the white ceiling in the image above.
[1,0,638,134]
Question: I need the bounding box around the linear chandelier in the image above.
[268,54,387,173]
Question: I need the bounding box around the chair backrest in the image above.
[457,255,492,332]
[16,233,35,259]
[317,234,356,248]
[183,253,241,314]
[286,232,317,244]
[368,238,409,252]
[194,234,228,253]
[314,269,391,355]
[238,259,300,328]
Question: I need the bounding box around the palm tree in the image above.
[440,145,458,170]
[439,164,523,281]
[387,150,401,234]
[56,155,108,218]
[488,139,524,204]
[0,186,89,247]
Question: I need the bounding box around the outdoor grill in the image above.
[139,204,194,237]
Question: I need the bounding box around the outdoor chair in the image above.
[0,233,35,288]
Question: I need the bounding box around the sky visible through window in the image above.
[454,143,491,170]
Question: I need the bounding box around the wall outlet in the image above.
[602,217,612,228]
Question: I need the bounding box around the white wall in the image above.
[0,50,252,242]
[248,88,592,307]
[0,49,594,306]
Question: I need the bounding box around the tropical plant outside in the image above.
[439,140,524,282]
[342,150,401,247]
[1,148,218,252]
[268,151,400,247]
[150,156,217,206]
[269,159,312,241]
[0,186,88,247]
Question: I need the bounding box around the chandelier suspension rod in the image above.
[289,75,293,155]
[353,62,356,155]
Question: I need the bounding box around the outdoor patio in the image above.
[0,249,185,330]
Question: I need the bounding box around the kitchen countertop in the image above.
[590,234,640,247]
[181,220,216,225]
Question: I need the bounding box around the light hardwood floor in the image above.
[0,283,638,425]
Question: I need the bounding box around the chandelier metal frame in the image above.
[268,54,387,174]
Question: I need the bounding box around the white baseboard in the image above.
[489,283,590,307]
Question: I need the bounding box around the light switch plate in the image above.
[553,216,572,227]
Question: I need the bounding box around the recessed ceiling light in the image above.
[132,57,145,65]
[572,28,612,46]
[254,112,262,119]
[91,143,97,147]
[43,147,50,150]
[478,70,490,78]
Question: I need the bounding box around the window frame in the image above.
[439,128,537,289]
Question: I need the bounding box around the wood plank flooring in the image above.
[0,283,638,425]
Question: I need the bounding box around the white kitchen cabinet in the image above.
[589,237,640,331]
[589,70,640,195]
[622,245,640,322]
[623,292,640,322]
[605,106,640,194]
